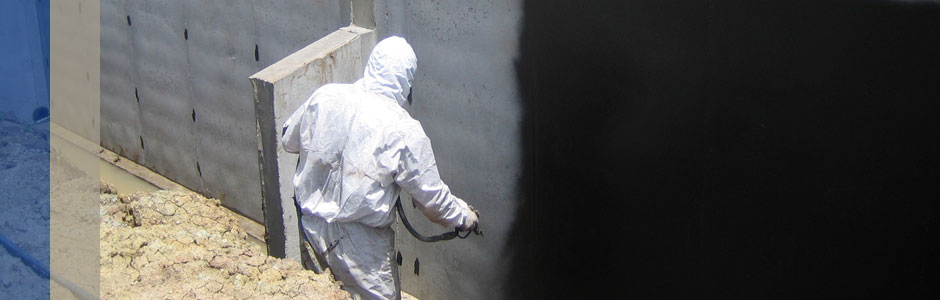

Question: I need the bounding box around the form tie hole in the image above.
[413,258,420,276]
[32,107,49,123]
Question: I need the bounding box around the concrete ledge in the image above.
[250,26,375,260]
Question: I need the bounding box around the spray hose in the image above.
[395,198,479,242]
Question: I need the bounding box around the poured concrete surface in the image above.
[100,0,344,222]
[373,1,523,299]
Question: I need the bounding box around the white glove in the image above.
[458,205,480,232]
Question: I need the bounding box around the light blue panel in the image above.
[0,0,48,123]
[0,1,50,299]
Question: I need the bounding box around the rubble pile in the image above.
[99,188,350,300]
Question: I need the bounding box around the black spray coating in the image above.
[509,1,940,299]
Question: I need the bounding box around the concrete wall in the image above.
[100,0,344,221]
[373,1,522,299]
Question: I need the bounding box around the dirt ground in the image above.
[99,186,351,300]
[0,118,50,299]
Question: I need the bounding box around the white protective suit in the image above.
[281,36,477,300]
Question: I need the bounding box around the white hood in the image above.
[357,36,417,107]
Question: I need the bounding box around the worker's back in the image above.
[282,81,426,228]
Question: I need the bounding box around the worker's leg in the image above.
[301,214,400,300]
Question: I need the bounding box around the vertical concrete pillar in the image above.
[351,0,376,29]
[250,26,375,260]
[340,0,375,29]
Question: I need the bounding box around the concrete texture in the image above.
[100,0,344,222]
[372,1,523,299]
[250,26,374,260]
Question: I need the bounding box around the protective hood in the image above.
[357,36,417,107]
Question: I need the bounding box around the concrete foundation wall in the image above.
[100,0,344,221]
[374,1,523,299]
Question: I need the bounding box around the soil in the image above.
[0,118,50,299]
[99,187,351,300]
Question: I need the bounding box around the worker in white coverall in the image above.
[280,36,480,300]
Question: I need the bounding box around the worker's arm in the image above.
[281,95,314,154]
[394,124,477,230]
[280,116,301,153]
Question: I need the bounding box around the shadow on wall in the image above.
[508,1,940,299]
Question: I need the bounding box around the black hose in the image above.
[395,198,467,242]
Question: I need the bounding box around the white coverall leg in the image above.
[301,214,400,300]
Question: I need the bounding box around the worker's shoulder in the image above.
[387,114,427,139]
[311,83,355,98]
[361,103,417,132]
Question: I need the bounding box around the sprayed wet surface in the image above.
[99,160,158,194]
[98,187,350,300]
